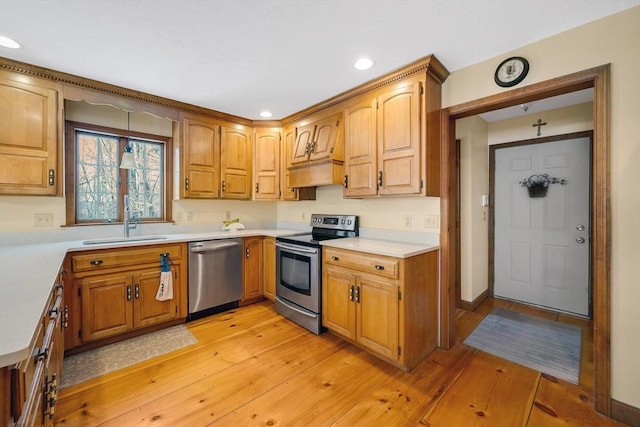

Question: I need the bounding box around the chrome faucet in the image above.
[123,194,137,238]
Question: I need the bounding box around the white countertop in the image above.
[0,228,302,368]
[320,237,439,258]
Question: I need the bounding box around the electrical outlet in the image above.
[174,212,182,222]
[301,211,307,221]
[34,213,54,227]
[424,214,439,229]
[404,214,412,229]
[186,212,193,222]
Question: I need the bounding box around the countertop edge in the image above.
[320,237,440,258]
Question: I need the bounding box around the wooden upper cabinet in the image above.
[288,112,344,188]
[281,126,317,201]
[344,97,377,197]
[220,125,252,199]
[182,116,220,198]
[308,115,341,163]
[0,75,60,195]
[343,79,424,198]
[253,128,281,200]
[290,123,315,167]
[377,81,422,196]
[181,114,252,200]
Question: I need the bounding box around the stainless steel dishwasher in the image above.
[188,238,242,320]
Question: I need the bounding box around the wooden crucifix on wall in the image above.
[532,118,547,136]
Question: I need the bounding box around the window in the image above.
[66,121,172,225]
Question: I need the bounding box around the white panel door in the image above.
[494,137,590,316]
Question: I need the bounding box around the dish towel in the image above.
[156,254,173,301]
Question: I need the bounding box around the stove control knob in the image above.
[347,220,352,225]
[341,219,345,224]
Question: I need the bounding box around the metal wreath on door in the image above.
[493,135,591,317]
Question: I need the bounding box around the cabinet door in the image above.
[263,237,276,301]
[290,123,314,166]
[377,81,422,196]
[344,98,377,197]
[322,267,356,340]
[254,129,280,200]
[133,268,179,328]
[308,114,341,163]
[356,276,399,361]
[80,274,133,342]
[221,125,252,199]
[242,237,263,304]
[182,117,220,198]
[0,78,59,195]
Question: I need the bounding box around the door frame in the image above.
[488,130,593,312]
[439,65,610,415]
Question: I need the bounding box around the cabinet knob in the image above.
[126,285,132,301]
[343,175,348,188]
[377,171,383,188]
[349,285,354,302]
[185,178,190,190]
[354,285,360,303]
[134,284,140,299]
[246,248,250,258]
[255,183,259,193]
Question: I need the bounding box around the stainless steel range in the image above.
[275,214,358,334]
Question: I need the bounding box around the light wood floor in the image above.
[56,298,625,426]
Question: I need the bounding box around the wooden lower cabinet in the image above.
[2,272,66,427]
[66,244,187,349]
[241,237,264,305]
[77,267,181,343]
[322,246,438,371]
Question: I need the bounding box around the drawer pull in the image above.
[354,285,360,303]
[375,265,385,271]
[127,285,132,301]
[331,256,339,261]
[134,284,140,299]
[90,259,104,266]
[349,285,354,302]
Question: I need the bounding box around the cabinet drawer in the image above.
[324,248,398,279]
[71,245,182,273]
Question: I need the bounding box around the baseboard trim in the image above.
[457,289,489,312]
[612,398,640,427]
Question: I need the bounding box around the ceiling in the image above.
[1,1,638,120]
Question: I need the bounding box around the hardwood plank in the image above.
[56,315,305,425]
[420,351,539,426]
[529,373,625,426]
[331,344,477,426]
[213,344,398,426]
[100,333,348,426]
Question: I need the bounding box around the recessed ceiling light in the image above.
[0,35,20,49]
[259,111,273,118]
[354,57,374,70]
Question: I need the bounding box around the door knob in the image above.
[576,237,585,244]
[576,224,585,231]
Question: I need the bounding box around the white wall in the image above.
[456,116,489,302]
[443,7,640,407]
[276,185,440,242]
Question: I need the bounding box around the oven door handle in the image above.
[275,242,318,255]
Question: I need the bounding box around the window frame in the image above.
[65,120,173,226]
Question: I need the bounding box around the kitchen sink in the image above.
[82,236,168,245]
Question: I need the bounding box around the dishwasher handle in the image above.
[190,241,240,253]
